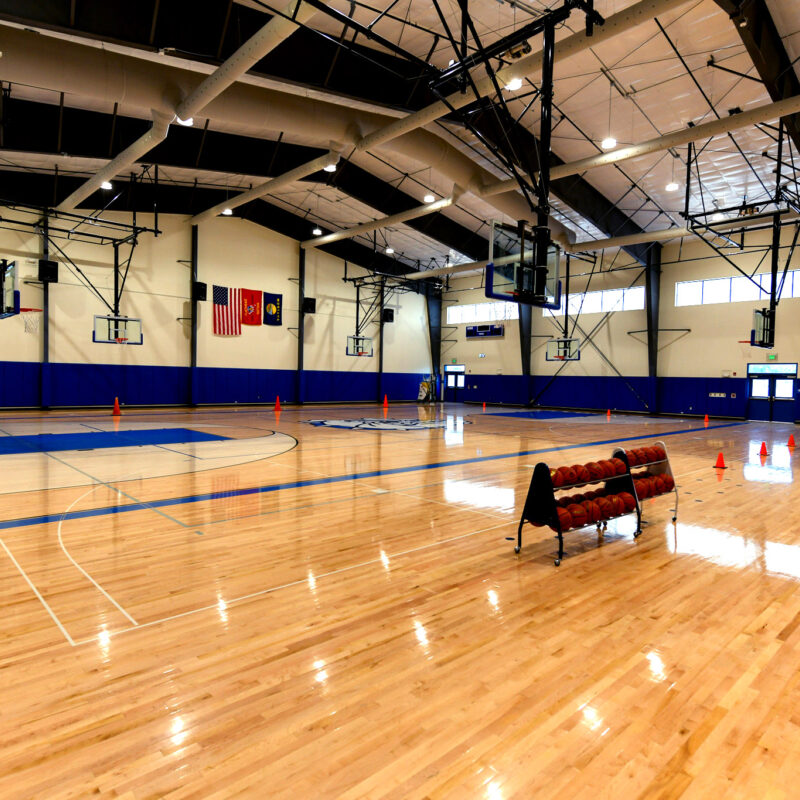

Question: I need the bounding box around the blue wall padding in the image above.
[0,427,228,455]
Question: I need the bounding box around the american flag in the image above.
[213,285,241,335]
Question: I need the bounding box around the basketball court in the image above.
[2,0,800,796]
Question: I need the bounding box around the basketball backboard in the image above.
[346,334,373,357]
[0,260,20,318]
[485,220,561,309]
[93,315,144,345]
[545,337,581,362]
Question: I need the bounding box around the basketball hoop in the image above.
[20,308,42,334]
[115,337,129,345]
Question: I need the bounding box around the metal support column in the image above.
[425,289,442,400]
[296,246,306,404]
[190,224,199,406]
[645,244,662,412]
[378,277,385,403]
[518,303,532,403]
[41,213,51,409]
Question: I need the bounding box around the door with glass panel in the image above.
[747,364,797,422]
[444,365,466,402]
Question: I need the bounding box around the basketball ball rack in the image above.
[515,440,678,566]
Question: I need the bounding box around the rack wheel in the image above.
[514,546,520,554]
[634,530,641,538]
[554,558,561,566]
[672,516,677,522]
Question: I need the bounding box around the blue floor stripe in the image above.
[0,421,745,531]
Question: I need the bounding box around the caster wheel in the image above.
[514,546,520,554]
[672,516,677,522]
[634,530,641,538]
[554,559,561,567]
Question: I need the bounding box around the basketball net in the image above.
[21,310,41,334]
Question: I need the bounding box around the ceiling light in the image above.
[665,181,679,192]
[385,247,394,254]
[323,163,337,173]
[312,226,322,236]
[221,208,233,216]
[176,116,194,127]
[506,77,523,91]
[423,193,435,203]
[712,212,724,222]
[601,137,617,150]
[100,180,113,190]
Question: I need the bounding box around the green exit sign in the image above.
[767,354,778,360]
[452,358,457,363]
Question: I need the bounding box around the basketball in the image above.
[595,497,612,519]
[567,503,588,529]
[634,448,648,464]
[573,464,591,483]
[583,499,602,523]
[570,493,586,504]
[634,478,649,498]
[551,506,573,532]
[662,474,675,492]
[610,457,626,475]
[618,491,636,512]
[653,475,666,494]
[608,495,624,516]
[558,465,577,485]
[625,449,639,466]
[598,460,616,478]
[644,446,659,463]
[586,461,604,480]
[550,468,564,487]
[654,446,666,460]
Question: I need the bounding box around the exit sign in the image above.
[767,354,778,360]
[452,358,457,363]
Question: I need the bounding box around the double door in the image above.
[748,370,795,422]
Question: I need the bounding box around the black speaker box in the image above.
[193,281,208,302]
[38,259,59,283]
[381,308,394,323]
[302,297,316,314]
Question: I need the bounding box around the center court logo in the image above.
[306,418,471,431]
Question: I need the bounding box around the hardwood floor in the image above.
[0,404,799,798]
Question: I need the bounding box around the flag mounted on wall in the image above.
[263,292,282,326]
[213,285,241,335]
[241,288,262,325]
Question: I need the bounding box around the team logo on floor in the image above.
[306,418,470,431]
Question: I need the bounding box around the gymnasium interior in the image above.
[1,0,800,796]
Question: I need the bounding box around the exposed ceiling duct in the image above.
[57,0,317,212]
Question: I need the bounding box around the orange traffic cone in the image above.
[759,441,768,457]
[383,405,388,419]
[383,394,388,408]
[606,409,611,418]
[112,397,121,416]
[714,452,727,469]
[704,414,709,426]
[789,434,796,448]
[482,402,486,412]
[275,395,281,412]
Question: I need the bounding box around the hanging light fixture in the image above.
[312,226,322,236]
[101,180,113,190]
[423,193,435,203]
[600,80,616,150]
[221,208,233,216]
[385,246,394,254]
[665,150,679,191]
[505,77,523,92]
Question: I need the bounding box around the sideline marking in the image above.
[0,539,76,646]
[0,421,745,532]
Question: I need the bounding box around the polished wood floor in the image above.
[1,403,799,798]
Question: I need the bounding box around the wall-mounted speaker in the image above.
[302,297,316,314]
[38,259,58,283]
[381,308,395,323]
[193,281,207,302]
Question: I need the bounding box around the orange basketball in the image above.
[558,466,577,486]
[653,476,665,494]
[556,496,568,508]
[634,448,649,464]
[645,446,659,463]
[610,457,626,475]
[634,478,649,498]
[609,495,625,516]
[586,461,605,480]
[567,503,588,529]
[573,464,591,483]
[583,489,598,500]
[595,497,612,519]
[599,460,616,478]
[662,474,675,492]
[582,500,602,523]
[551,506,572,532]
[618,491,636,512]
[549,467,564,487]
[625,449,639,466]
[654,446,666,461]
